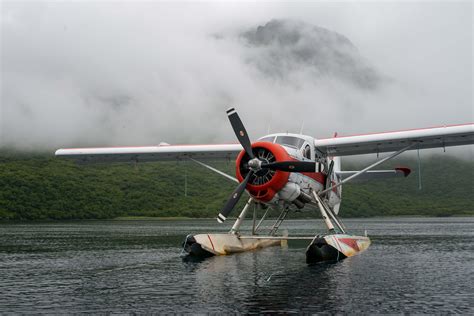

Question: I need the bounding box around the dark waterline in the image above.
[0,217,473,313]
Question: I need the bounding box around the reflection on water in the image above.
[0,218,473,313]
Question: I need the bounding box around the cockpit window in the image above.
[275,136,305,149]
[259,136,275,143]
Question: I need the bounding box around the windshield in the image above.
[275,136,305,149]
[259,136,275,143]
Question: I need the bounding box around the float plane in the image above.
[56,108,474,264]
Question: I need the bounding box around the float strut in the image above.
[254,207,270,233]
[311,190,335,233]
[230,198,253,234]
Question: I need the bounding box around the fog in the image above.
[1,1,472,157]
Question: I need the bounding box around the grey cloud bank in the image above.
[1,1,472,157]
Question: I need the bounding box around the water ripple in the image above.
[0,218,473,313]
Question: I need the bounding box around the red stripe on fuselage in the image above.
[301,172,326,185]
[288,157,326,185]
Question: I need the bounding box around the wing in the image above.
[55,144,243,163]
[314,123,474,157]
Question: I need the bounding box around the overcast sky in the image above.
[1,1,472,154]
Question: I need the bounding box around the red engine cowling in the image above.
[235,141,290,202]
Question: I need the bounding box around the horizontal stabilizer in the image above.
[336,167,411,182]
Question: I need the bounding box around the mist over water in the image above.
[0,218,472,313]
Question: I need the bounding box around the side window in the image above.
[303,144,311,159]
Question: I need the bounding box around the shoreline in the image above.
[1,214,473,223]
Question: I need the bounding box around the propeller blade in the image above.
[217,171,254,223]
[227,108,254,159]
[261,161,317,172]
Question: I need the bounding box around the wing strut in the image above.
[320,143,416,195]
[190,158,239,183]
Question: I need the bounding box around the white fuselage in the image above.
[256,133,342,212]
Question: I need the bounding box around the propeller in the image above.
[260,161,317,172]
[218,108,318,223]
[216,108,256,222]
[227,108,254,159]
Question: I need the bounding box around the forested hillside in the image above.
[0,151,472,220]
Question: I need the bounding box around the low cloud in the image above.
[1,2,472,158]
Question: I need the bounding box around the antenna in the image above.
[299,121,305,134]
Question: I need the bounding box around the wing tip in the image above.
[55,149,64,156]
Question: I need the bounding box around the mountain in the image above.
[240,19,383,89]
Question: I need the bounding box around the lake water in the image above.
[0,217,473,314]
